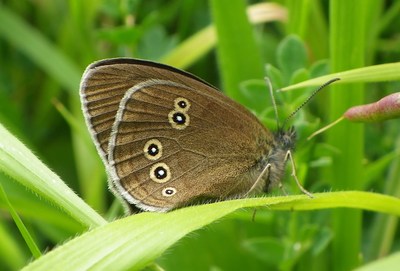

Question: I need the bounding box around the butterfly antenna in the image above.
[281,78,340,129]
[265,77,280,130]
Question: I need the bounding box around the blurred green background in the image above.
[0,0,400,270]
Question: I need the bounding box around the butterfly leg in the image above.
[245,163,271,197]
[284,150,314,198]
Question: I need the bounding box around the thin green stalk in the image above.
[63,0,107,213]
[0,185,42,259]
[328,1,369,270]
[285,0,312,38]
[209,0,264,102]
[0,218,26,270]
[366,135,400,260]
[306,0,329,60]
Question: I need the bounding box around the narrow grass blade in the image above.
[161,3,287,69]
[0,7,81,93]
[0,185,41,259]
[23,192,400,271]
[209,0,264,101]
[355,251,400,271]
[0,123,106,228]
[281,62,400,91]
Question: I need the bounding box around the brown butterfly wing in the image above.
[80,58,218,164]
[80,58,273,212]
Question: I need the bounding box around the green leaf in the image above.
[290,68,310,85]
[277,35,308,83]
[239,79,269,115]
[281,62,400,91]
[355,251,400,271]
[23,192,400,271]
[0,123,106,228]
[265,64,284,89]
[309,60,330,78]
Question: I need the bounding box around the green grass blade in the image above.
[281,62,400,91]
[366,136,400,260]
[0,7,81,93]
[52,100,93,147]
[54,98,107,213]
[328,1,370,270]
[0,214,27,270]
[285,0,311,37]
[161,25,216,69]
[161,3,287,69]
[0,123,106,228]
[209,0,264,101]
[0,185,42,259]
[355,251,400,271]
[22,191,400,271]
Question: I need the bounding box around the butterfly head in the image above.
[274,126,296,151]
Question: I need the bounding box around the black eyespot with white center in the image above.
[150,162,171,183]
[148,144,158,155]
[174,97,190,112]
[168,110,190,130]
[162,187,177,197]
[155,166,166,179]
[143,139,162,160]
[178,100,187,109]
[173,112,185,124]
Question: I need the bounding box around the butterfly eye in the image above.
[143,139,162,160]
[162,187,177,197]
[150,162,171,183]
[174,97,190,112]
[168,110,190,130]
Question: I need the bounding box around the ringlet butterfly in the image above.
[80,58,329,213]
